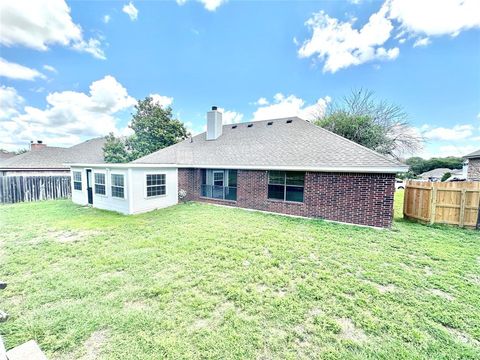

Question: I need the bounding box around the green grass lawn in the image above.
[0,191,479,359]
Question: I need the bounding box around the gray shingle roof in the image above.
[133,117,406,172]
[0,137,106,169]
[464,149,480,159]
[0,151,16,162]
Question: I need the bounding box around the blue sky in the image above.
[0,0,479,158]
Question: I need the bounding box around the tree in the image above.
[314,89,423,159]
[103,97,190,163]
[103,133,130,163]
[441,172,452,182]
[405,156,464,175]
[128,97,189,160]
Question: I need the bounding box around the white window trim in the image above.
[93,171,107,197]
[111,172,126,200]
[72,171,82,191]
[145,173,167,199]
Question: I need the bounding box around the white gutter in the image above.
[67,163,407,173]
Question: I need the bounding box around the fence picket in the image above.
[404,180,480,229]
[0,175,71,204]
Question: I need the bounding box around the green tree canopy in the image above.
[103,133,130,163]
[103,97,190,163]
[405,156,464,175]
[314,89,422,159]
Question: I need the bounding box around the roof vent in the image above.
[211,106,218,111]
[267,121,273,125]
[286,119,293,124]
[232,125,237,129]
[247,124,253,128]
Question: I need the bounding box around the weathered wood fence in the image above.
[404,180,480,229]
[0,175,71,204]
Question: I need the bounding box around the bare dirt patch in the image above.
[337,318,367,342]
[124,300,149,311]
[430,288,454,301]
[190,301,248,332]
[424,267,433,276]
[51,230,101,243]
[444,325,480,347]
[376,284,396,294]
[81,329,109,360]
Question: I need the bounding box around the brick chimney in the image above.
[206,106,223,140]
[30,140,46,151]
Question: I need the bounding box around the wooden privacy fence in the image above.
[0,175,71,204]
[404,180,480,229]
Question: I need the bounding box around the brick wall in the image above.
[467,158,480,180]
[178,168,396,228]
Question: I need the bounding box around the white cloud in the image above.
[252,93,331,121]
[0,76,137,150]
[149,94,174,108]
[255,97,269,106]
[43,65,57,73]
[413,37,430,47]
[219,108,243,124]
[176,0,226,11]
[388,0,480,37]
[298,5,399,73]
[0,0,105,59]
[423,124,474,141]
[298,0,480,72]
[0,85,24,120]
[103,15,111,24]
[122,2,138,21]
[71,38,106,60]
[0,57,46,81]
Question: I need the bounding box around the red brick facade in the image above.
[178,168,396,228]
[467,158,480,180]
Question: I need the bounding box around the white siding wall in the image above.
[70,166,178,215]
[71,167,88,205]
[129,168,178,214]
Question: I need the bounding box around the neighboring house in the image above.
[0,138,106,176]
[463,149,480,181]
[70,107,407,228]
[418,168,462,182]
[0,150,16,162]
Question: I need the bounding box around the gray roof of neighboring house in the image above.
[133,117,406,172]
[0,137,106,170]
[0,151,16,162]
[419,168,456,179]
[464,149,480,159]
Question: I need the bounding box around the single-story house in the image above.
[418,168,464,182]
[463,149,480,181]
[70,107,407,228]
[0,138,106,176]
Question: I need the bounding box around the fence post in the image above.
[459,189,466,228]
[430,185,437,225]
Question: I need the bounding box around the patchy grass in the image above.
[0,191,479,359]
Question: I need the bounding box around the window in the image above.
[268,171,304,202]
[73,171,82,190]
[146,174,166,197]
[94,173,106,195]
[111,174,125,198]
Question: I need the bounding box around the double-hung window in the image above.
[94,173,106,195]
[111,174,125,199]
[146,174,166,197]
[73,171,82,190]
[268,171,305,202]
